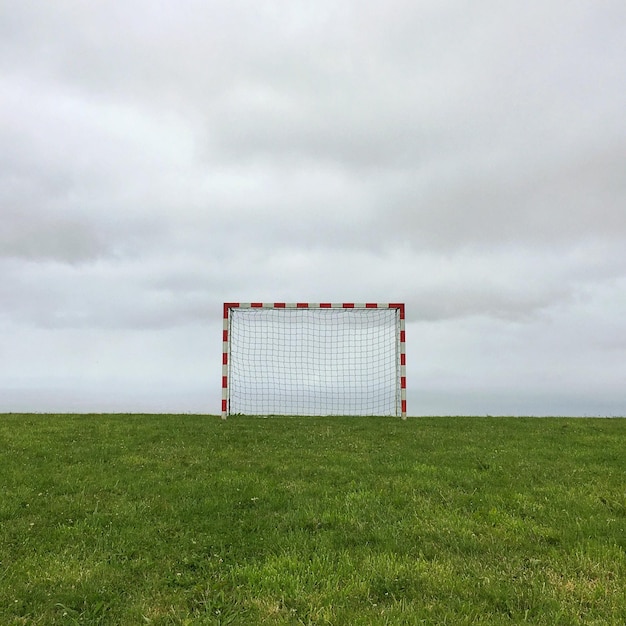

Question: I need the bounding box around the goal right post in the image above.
[221,302,406,418]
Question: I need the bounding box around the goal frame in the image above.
[222,302,406,419]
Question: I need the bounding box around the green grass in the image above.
[0,415,624,625]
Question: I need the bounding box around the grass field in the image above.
[1,414,625,625]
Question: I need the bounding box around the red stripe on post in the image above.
[274,302,286,308]
[223,302,239,318]
[365,303,378,308]
[389,303,405,319]
[222,376,227,389]
[401,376,407,389]
[343,303,354,308]
[222,399,227,412]
[402,400,407,413]
[222,330,228,342]
[320,303,332,308]
[222,353,228,365]
[297,303,309,308]
[400,353,406,366]
[251,302,263,308]
[400,330,406,343]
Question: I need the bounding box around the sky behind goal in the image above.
[1,2,625,416]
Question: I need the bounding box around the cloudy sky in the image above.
[1,1,625,416]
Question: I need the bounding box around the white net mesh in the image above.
[228,307,401,415]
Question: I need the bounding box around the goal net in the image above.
[222,303,406,418]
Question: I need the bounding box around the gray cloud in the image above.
[0,1,624,414]
[0,211,108,263]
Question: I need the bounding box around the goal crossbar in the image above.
[222,302,406,418]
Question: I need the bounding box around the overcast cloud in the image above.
[1,1,625,415]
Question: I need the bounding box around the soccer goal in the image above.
[222,303,406,418]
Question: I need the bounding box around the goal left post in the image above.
[221,302,233,419]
